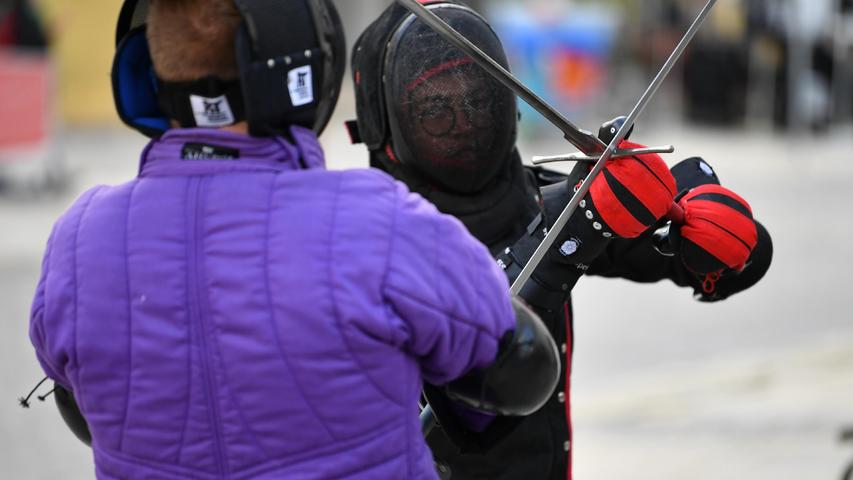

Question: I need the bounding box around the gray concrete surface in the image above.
[2,109,852,478]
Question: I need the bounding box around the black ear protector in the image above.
[112,0,345,139]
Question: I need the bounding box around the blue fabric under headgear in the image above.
[111,26,170,137]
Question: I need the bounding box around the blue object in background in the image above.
[491,3,618,133]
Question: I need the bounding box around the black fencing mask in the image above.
[382,5,517,194]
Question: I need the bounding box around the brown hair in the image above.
[146,0,242,82]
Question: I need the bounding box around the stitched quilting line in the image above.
[32,226,61,381]
[192,176,229,476]
[178,178,224,474]
[262,174,336,441]
[118,181,140,452]
[71,186,105,415]
[441,218,486,333]
[201,175,274,461]
[175,178,192,464]
[430,204,442,326]
[329,175,405,407]
[384,286,503,337]
[466,235,493,336]
[95,444,221,480]
[378,180,416,478]
[228,417,404,479]
[404,330,413,480]
[379,179,403,361]
[97,419,405,480]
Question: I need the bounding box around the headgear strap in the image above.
[156,76,246,128]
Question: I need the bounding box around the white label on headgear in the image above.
[288,65,314,107]
[699,160,715,176]
[190,94,235,127]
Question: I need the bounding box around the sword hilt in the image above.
[533,116,666,165]
[531,145,675,165]
[598,116,634,145]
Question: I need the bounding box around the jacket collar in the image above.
[139,126,325,177]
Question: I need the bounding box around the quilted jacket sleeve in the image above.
[382,182,515,385]
[29,187,102,390]
[29,226,71,388]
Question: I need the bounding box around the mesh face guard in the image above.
[383,4,517,194]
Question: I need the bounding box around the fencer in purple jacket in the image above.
[27,1,560,479]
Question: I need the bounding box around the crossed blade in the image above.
[397,0,718,295]
[398,0,719,436]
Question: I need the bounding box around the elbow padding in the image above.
[443,296,560,416]
[55,384,92,447]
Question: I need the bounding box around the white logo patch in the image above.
[190,94,235,127]
[559,239,580,257]
[288,65,314,107]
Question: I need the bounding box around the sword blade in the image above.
[420,404,436,435]
[396,0,606,155]
[510,0,718,294]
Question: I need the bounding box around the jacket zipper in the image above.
[187,178,227,475]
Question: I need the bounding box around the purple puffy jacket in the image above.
[29,127,514,479]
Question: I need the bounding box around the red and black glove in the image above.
[660,183,773,301]
[500,140,677,309]
[649,157,773,302]
[587,140,678,238]
[668,184,758,274]
[544,140,678,267]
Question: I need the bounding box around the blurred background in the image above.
[1,0,852,478]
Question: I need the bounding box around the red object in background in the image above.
[0,50,50,151]
[0,11,16,46]
[549,50,605,104]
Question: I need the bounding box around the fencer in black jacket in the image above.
[348,3,772,479]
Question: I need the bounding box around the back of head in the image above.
[146,0,241,82]
[112,0,346,138]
